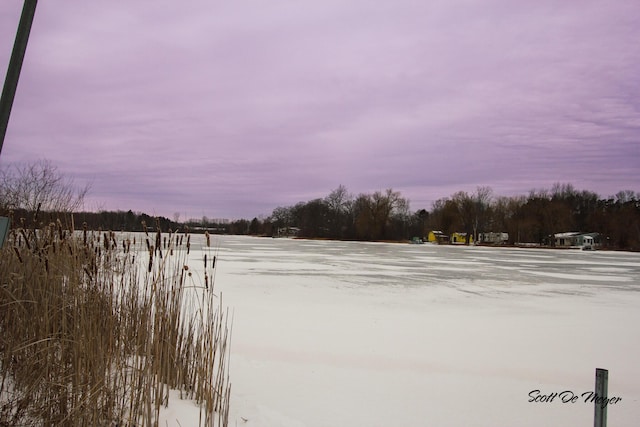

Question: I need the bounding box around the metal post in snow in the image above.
[594,368,608,427]
[0,0,38,157]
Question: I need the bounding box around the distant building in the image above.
[274,227,300,238]
[554,232,601,248]
[410,236,425,244]
[478,232,509,244]
[451,232,473,244]
[427,230,449,244]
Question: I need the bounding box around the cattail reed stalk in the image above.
[20,228,30,250]
[57,219,63,239]
[155,228,161,253]
[148,246,154,273]
[1,222,231,426]
[12,246,23,263]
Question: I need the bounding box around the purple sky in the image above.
[1,1,639,220]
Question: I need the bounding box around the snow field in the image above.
[164,235,640,426]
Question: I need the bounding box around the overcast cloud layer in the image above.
[1,0,639,219]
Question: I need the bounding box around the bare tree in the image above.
[0,159,89,213]
[473,186,493,241]
[451,191,475,244]
[614,190,638,204]
[353,189,408,240]
[325,185,353,237]
[428,197,459,235]
[270,205,293,228]
[325,185,352,213]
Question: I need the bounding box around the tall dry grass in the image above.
[0,216,230,426]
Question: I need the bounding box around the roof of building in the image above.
[554,232,581,238]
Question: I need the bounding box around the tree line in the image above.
[230,184,640,250]
[1,161,638,250]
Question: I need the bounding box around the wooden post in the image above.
[0,0,39,156]
[594,368,608,427]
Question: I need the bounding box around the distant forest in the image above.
[225,184,640,250]
[5,183,636,251]
[3,183,640,251]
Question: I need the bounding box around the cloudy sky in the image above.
[1,0,638,220]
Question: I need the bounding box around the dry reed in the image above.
[0,216,231,426]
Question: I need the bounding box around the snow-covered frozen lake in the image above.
[182,235,640,426]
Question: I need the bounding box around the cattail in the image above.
[57,219,64,240]
[148,249,154,273]
[2,218,231,424]
[20,229,30,250]
[33,202,41,223]
[13,246,23,263]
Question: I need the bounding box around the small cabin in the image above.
[427,230,449,244]
[554,232,601,249]
[451,232,473,244]
[478,232,509,244]
[273,226,300,238]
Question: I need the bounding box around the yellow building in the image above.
[427,231,449,244]
[450,232,473,244]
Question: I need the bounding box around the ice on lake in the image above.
[175,235,640,426]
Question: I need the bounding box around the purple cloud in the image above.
[1,0,638,219]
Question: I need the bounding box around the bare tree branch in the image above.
[0,159,90,213]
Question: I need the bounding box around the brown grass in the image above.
[0,217,231,426]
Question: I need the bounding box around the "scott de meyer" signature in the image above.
[528,390,622,408]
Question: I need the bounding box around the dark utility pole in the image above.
[0,0,38,157]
